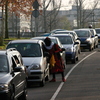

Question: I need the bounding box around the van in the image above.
[6,39,50,87]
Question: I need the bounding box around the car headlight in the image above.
[29,64,41,70]
[0,84,8,91]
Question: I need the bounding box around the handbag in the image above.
[50,54,56,68]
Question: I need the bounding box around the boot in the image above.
[49,78,56,82]
[62,78,66,82]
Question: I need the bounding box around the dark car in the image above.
[51,34,79,64]
[74,29,94,51]
[0,48,27,100]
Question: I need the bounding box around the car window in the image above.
[75,30,90,37]
[0,55,9,72]
[7,43,42,57]
[95,29,100,34]
[90,30,94,35]
[13,55,21,66]
[56,36,73,44]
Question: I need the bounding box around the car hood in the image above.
[79,37,89,42]
[62,44,73,48]
[97,34,100,36]
[22,57,42,66]
[0,73,11,83]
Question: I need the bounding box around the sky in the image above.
[60,0,100,10]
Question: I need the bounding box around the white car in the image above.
[51,34,79,64]
[31,36,66,68]
[6,39,50,87]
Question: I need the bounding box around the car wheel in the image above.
[96,44,98,48]
[71,58,76,64]
[18,81,27,100]
[40,78,45,87]
[89,46,92,51]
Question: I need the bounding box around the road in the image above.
[27,45,100,100]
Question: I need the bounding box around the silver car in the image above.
[31,36,66,68]
[6,39,50,87]
[51,30,81,54]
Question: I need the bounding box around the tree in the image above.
[57,16,71,30]
[74,0,98,28]
[0,0,41,39]
[39,0,62,32]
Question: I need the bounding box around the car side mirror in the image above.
[91,35,94,38]
[62,48,65,51]
[75,42,79,45]
[14,67,22,72]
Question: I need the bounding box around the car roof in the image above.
[0,50,6,55]
[51,34,73,37]
[74,28,90,31]
[31,36,58,39]
[8,39,43,44]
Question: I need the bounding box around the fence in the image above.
[8,32,44,38]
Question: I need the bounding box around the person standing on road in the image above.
[43,37,66,82]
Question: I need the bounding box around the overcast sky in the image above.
[60,0,100,10]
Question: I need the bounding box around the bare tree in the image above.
[41,0,62,32]
[74,0,98,28]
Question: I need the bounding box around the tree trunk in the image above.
[5,0,9,39]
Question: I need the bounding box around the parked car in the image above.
[31,36,66,68]
[51,34,79,64]
[95,28,100,43]
[50,29,67,35]
[51,30,81,54]
[6,39,50,87]
[89,28,98,48]
[39,33,51,37]
[74,29,94,51]
[0,48,27,100]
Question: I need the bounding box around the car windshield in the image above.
[0,55,8,72]
[90,30,94,35]
[56,36,73,44]
[75,30,90,37]
[95,29,100,34]
[7,43,42,57]
[33,38,58,44]
[55,32,70,34]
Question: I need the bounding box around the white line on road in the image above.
[50,51,96,100]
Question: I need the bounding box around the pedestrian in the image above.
[43,37,66,82]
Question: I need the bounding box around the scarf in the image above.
[45,42,54,50]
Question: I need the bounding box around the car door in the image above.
[11,56,25,97]
[41,43,49,78]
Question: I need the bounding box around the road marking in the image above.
[50,51,96,100]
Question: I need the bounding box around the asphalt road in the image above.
[27,45,100,100]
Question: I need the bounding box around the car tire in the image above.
[71,58,76,64]
[40,78,45,87]
[96,44,98,48]
[89,46,92,51]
